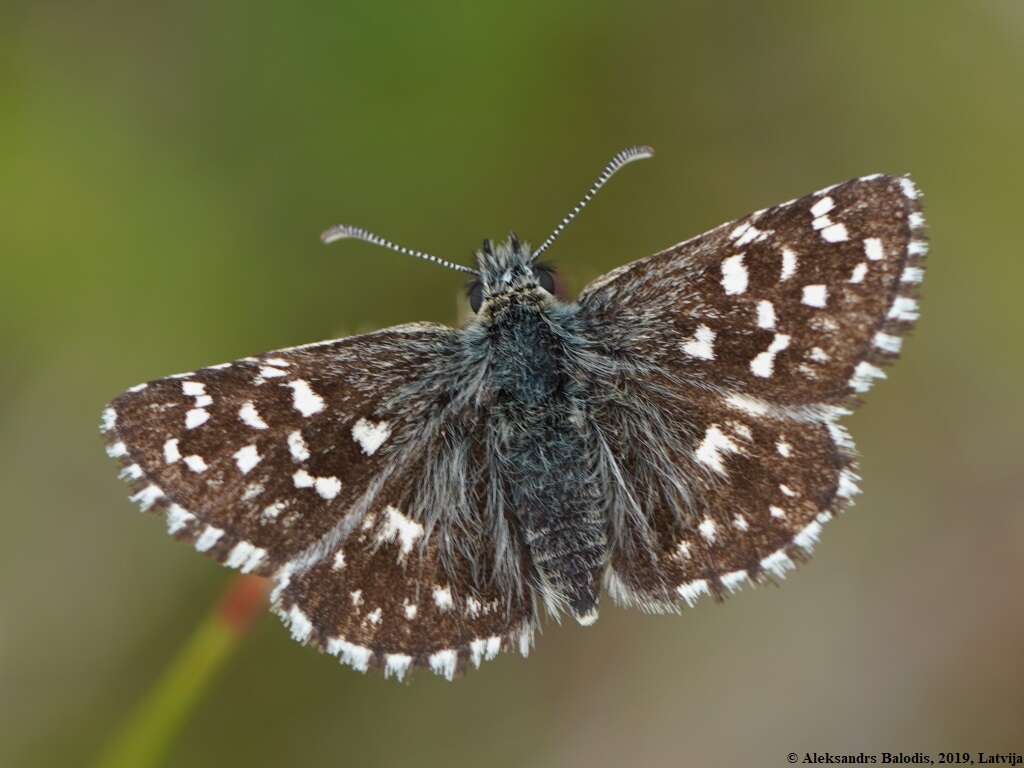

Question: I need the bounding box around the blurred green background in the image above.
[3,1,1022,766]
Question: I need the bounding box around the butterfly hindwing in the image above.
[273,498,537,681]
[598,384,856,611]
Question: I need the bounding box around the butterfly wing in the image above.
[576,174,926,609]
[102,321,536,678]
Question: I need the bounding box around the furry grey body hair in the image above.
[385,238,680,624]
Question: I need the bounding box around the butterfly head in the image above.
[468,233,556,313]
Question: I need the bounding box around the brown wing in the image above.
[101,323,456,576]
[578,174,926,406]
[273,497,537,681]
[575,174,925,609]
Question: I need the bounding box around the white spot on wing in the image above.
[801,284,828,308]
[185,408,209,429]
[849,262,868,283]
[720,254,748,295]
[262,501,286,522]
[351,418,391,456]
[888,296,920,322]
[756,300,776,329]
[677,579,710,607]
[433,585,454,612]
[326,637,372,672]
[750,333,790,377]
[184,454,208,473]
[314,476,341,500]
[287,430,310,462]
[130,484,163,510]
[761,550,796,579]
[863,237,885,261]
[287,605,313,643]
[182,381,206,396]
[429,649,458,681]
[735,223,769,246]
[239,402,269,430]
[285,379,325,417]
[821,222,848,242]
[682,324,716,360]
[770,506,787,519]
[810,196,834,217]
[226,541,267,573]
[849,361,887,393]
[384,654,412,681]
[101,407,117,433]
[120,464,143,480]
[698,517,717,543]
[258,365,287,380]
[194,525,224,552]
[776,440,792,457]
[901,266,924,283]
[794,521,823,552]
[106,441,128,458]
[899,177,920,199]
[233,444,262,475]
[721,570,749,593]
[780,247,797,280]
[694,425,740,475]
[166,504,194,534]
[873,332,903,354]
[838,468,861,498]
[808,347,831,363]
[163,438,181,464]
[378,506,424,559]
[909,237,928,256]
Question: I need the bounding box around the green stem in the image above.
[95,576,269,768]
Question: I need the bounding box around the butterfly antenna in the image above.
[531,145,654,262]
[320,224,479,275]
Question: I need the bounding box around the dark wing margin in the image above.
[576,174,926,610]
[101,321,537,679]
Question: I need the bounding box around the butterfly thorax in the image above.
[477,286,606,622]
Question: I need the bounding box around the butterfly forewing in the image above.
[579,174,926,406]
[102,323,457,575]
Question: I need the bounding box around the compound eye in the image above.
[534,266,556,295]
[468,282,484,313]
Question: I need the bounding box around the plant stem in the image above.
[95,575,270,768]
